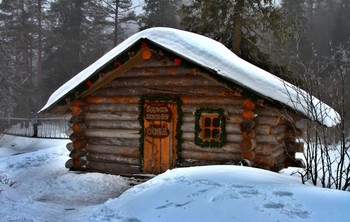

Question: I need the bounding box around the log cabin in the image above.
[39,27,340,176]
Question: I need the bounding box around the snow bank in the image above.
[91,165,350,222]
[1,137,350,221]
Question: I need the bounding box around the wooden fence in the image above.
[0,116,70,139]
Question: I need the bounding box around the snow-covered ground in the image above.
[1,135,350,221]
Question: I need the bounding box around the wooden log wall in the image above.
[181,96,246,166]
[73,55,305,174]
[254,106,304,171]
[83,96,141,175]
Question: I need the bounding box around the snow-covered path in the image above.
[0,135,130,221]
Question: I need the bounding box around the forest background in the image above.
[0,0,350,190]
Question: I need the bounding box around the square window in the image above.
[195,108,226,148]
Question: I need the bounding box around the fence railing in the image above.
[0,116,70,139]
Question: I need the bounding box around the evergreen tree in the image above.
[0,43,17,117]
[0,0,36,84]
[181,0,298,79]
[42,0,110,97]
[332,0,350,46]
[102,0,135,45]
[140,0,181,29]
[0,0,42,114]
[280,0,308,52]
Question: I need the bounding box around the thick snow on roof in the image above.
[40,27,340,127]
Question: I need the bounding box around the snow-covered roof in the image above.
[40,27,340,127]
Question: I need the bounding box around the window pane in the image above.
[213,118,220,127]
[204,118,211,127]
[204,129,211,138]
[212,129,220,138]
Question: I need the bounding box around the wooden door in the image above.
[143,101,177,174]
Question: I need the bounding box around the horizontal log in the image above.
[86,161,141,175]
[226,116,244,124]
[182,114,242,124]
[181,150,241,162]
[255,116,281,126]
[85,103,140,113]
[85,129,139,139]
[276,133,286,142]
[285,127,304,138]
[135,59,184,68]
[70,132,86,142]
[272,147,286,159]
[86,120,141,130]
[271,143,286,154]
[254,155,275,167]
[182,132,242,143]
[85,112,138,121]
[86,104,139,113]
[181,159,238,167]
[254,107,281,116]
[255,107,299,123]
[181,141,241,153]
[124,65,196,77]
[182,115,195,122]
[255,144,273,155]
[271,125,287,134]
[110,76,220,87]
[227,134,244,143]
[286,142,304,153]
[181,104,244,115]
[104,86,232,97]
[86,152,139,165]
[182,141,241,151]
[181,96,245,105]
[255,135,279,144]
[87,137,139,146]
[84,96,139,105]
[180,121,195,132]
[255,124,272,135]
[69,149,87,158]
[85,144,139,157]
[180,122,241,134]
